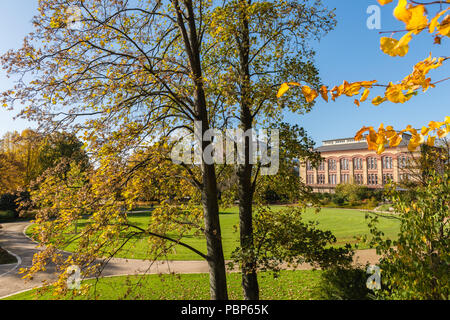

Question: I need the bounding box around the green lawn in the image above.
[0,210,15,220]
[26,206,401,260]
[3,270,324,300]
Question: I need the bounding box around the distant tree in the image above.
[0,130,88,192]
[399,138,450,188]
[37,131,89,174]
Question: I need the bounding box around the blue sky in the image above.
[0,0,448,146]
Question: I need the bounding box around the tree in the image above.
[1,0,230,300]
[0,151,23,194]
[0,130,88,193]
[366,171,449,299]
[37,131,89,174]
[278,0,449,154]
[209,0,336,299]
[398,138,450,188]
[0,130,42,189]
[227,123,353,286]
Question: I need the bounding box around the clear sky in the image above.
[0,0,448,146]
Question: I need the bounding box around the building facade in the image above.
[300,135,417,193]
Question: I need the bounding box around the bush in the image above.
[0,193,18,212]
[0,192,30,218]
[367,171,450,300]
[319,266,372,300]
[335,183,370,203]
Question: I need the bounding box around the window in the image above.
[306,174,314,184]
[317,174,326,185]
[340,158,349,170]
[329,174,337,185]
[368,174,378,185]
[353,158,362,170]
[400,173,410,181]
[382,156,393,169]
[367,157,378,170]
[398,156,409,169]
[328,159,337,170]
[306,161,314,171]
[340,174,349,183]
[318,161,325,171]
[354,174,363,184]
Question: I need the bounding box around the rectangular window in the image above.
[328,159,336,171]
[318,161,325,171]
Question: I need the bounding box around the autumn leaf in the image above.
[380,37,409,57]
[276,82,301,98]
[406,5,428,34]
[429,8,450,33]
[301,85,319,103]
[394,0,412,24]
[438,15,450,36]
[372,96,387,106]
[360,88,370,102]
[319,85,328,102]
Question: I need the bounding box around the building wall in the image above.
[300,145,416,193]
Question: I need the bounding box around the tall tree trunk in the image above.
[237,0,260,300]
[202,162,228,300]
[173,0,228,300]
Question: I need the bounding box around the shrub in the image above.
[319,266,372,300]
[367,171,450,300]
[0,191,31,218]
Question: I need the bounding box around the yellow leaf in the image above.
[380,37,409,57]
[389,133,403,147]
[360,80,377,88]
[438,15,450,36]
[372,96,387,105]
[360,89,370,102]
[378,0,393,5]
[355,127,372,141]
[406,5,428,34]
[428,121,445,130]
[277,83,290,98]
[429,8,450,33]
[426,135,436,146]
[319,85,328,102]
[301,85,319,103]
[437,127,449,139]
[421,126,431,136]
[394,0,412,24]
[277,82,301,98]
[397,31,413,49]
[385,83,409,103]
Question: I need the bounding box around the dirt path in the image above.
[0,221,381,299]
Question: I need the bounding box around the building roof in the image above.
[316,141,371,152]
[315,134,411,153]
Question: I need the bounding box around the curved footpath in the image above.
[0,221,380,299]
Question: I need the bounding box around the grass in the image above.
[0,247,17,265]
[0,210,15,221]
[3,270,324,300]
[26,206,400,261]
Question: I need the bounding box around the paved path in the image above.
[0,221,381,299]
